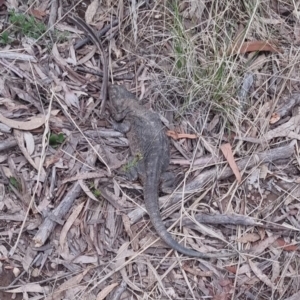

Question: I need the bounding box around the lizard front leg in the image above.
[112,119,131,134]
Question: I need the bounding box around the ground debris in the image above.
[0,1,300,299]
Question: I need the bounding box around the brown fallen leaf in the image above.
[220,143,241,183]
[273,238,298,252]
[225,266,237,274]
[252,235,280,255]
[166,130,198,140]
[13,129,46,180]
[29,8,47,19]
[236,233,260,243]
[270,112,280,124]
[227,40,283,56]
[0,114,45,130]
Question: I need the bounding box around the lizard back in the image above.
[109,84,233,259]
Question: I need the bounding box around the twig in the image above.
[166,213,258,227]
[70,16,108,117]
[48,0,58,31]
[74,20,119,50]
[75,66,135,81]
[33,145,100,247]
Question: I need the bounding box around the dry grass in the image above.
[0,0,300,299]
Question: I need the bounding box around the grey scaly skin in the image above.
[109,85,234,258]
[71,16,235,258]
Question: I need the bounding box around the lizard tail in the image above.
[143,183,231,259]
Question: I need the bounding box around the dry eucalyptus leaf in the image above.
[220,143,241,183]
[85,0,99,24]
[110,38,122,59]
[6,283,50,294]
[96,283,119,300]
[270,112,280,124]
[228,40,283,56]
[52,43,67,66]
[0,114,45,130]
[14,129,46,180]
[24,131,35,155]
[2,166,13,178]
[236,233,260,243]
[13,267,20,277]
[248,259,276,289]
[59,201,85,250]
[50,275,86,300]
[0,183,4,202]
[5,0,19,9]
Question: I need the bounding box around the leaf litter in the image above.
[0,0,300,299]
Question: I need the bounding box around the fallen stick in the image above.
[33,145,100,247]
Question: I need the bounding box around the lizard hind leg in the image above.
[160,171,176,194]
[118,155,144,182]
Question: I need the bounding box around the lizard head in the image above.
[108,84,136,113]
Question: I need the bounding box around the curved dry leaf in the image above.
[50,269,91,299]
[78,179,98,201]
[13,267,20,277]
[60,81,79,108]
[52,43,67,66]
[59,201,85,249]
[264,114,300,140]
[259,164,269,180]
[248,259,276,289]
[0,114,45,130]
[73,255,98,264]
[273,238,298,251]
[65,89,79,108]
[0,52,37,62]
[0,183,4,203]
[24,132,35,155]
[7,283,50,294]
[252,235,280,255]
[270,113,280,124]
[1,166,13,178]
[6,0,18,9]
[220,143,241,183]
[116,242,142,292]
[96,282,119,300]
[228,40,283,55]
[110,38,122,59]
[271,260,280,283]
[85,0,99,24]
[77,46,96,65]
[29,8,46,19]
[236,233,260,243]
[13,130,46,179]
